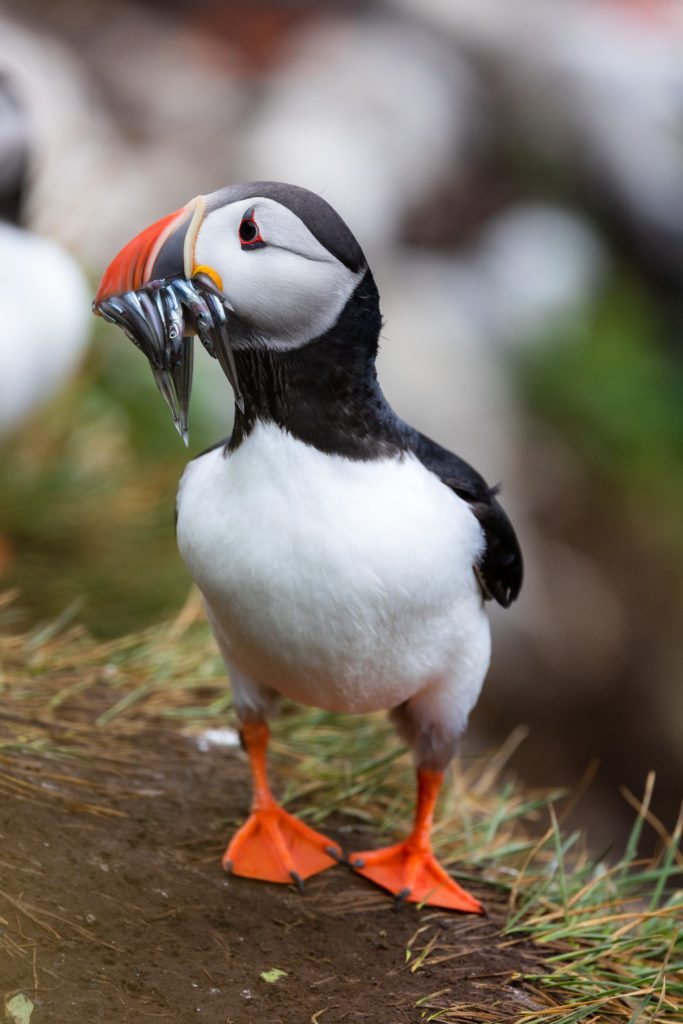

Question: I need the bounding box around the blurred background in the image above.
[1,0,681,852]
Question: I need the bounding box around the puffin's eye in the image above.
[238,209,265,249]
[239,220,258,243]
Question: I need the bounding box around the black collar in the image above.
[228,270,408,460]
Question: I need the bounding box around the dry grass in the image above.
[1,589,681,1023]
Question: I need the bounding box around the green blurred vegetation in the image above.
[520,274,683,589]
[1,324,222,636]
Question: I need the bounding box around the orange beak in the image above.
[94,197,204,308]
[92,194,244,439]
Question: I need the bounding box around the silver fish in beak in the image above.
[93,196,244,444]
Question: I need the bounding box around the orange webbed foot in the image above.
[350,841,483,913]
[222,804,341,886]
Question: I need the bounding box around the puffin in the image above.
[93,182,523,913]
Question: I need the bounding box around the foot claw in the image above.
[395,887,411,907]
[290,870,305,893]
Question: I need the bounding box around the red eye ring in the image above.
[239,208,266,249]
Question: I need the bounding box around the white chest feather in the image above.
[176,423,490,714]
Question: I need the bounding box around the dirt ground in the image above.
[0,728,544,1023]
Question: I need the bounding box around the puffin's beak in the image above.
[93,196,243,445]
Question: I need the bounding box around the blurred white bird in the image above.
[0,74,90,437]
[0,221,90,435]
[453,203,608,351]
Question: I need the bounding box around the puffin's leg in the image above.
[349,768,482,912]
[350,686,483,913]
[222,720,341,886]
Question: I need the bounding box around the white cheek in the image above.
[226,250,358,344]
[194,202,362,348]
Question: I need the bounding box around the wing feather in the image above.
[409,431,523,608]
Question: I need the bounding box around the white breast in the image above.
[176,422,490,715]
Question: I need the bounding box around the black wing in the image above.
[409,430,523,608]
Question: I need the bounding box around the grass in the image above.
[1,591,680,1023]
